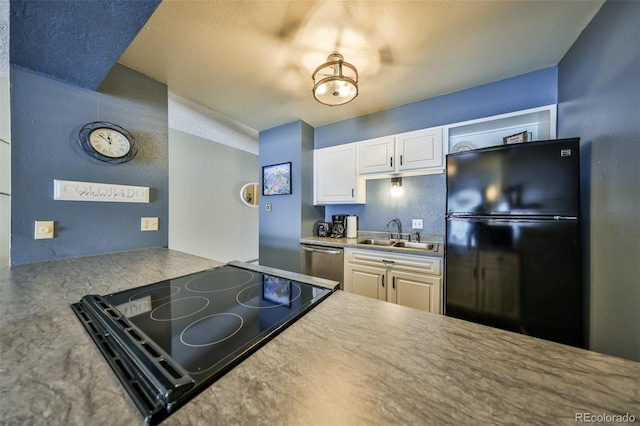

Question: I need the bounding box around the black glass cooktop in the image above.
[72,261,335,425]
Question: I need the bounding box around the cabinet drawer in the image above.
[345,248,441,276]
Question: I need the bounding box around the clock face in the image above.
[88,128,131,159]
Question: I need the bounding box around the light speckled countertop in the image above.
[300,233,445,257]
[1,248,638,425]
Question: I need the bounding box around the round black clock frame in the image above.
[78,121,138,164]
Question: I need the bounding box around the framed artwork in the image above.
[262,162,292,195]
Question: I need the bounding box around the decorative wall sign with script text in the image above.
[53,180,150,203]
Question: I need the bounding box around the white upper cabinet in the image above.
[357,127,444,178]
[396,127,443,172]
[358,136,395,174]
[314,143,366,205]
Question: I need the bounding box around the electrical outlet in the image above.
[141,217,159,231]
[412,219,423,230]
[265,203,272,212]
[35,221,55,239]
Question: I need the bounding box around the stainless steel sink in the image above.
[357,238,439,251]
[358,239,396,246]
[393,241,439,251]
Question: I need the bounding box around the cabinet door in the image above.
[396,128,443,171]
[388,270,442,314]
[315,144,364,204]
[345,263,387,301]
[358,136,395,174]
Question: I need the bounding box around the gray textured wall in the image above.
[558,0,640,361]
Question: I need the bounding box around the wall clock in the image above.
[78,121,138,164]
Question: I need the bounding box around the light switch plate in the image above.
[35,221,55,239]
[265,203,272,212]
[141,217,159,231]
[412,219,423,229]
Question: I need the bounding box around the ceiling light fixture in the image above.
[312,53,358,106]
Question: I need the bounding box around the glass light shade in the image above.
[312,54,358,106]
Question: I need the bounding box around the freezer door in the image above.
[446,138,580,217]
[445,217,584,348]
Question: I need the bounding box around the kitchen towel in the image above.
[346,216,358,238]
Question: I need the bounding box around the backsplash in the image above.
[324,173,446,236]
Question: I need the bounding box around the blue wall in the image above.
[317,67,558,235]
[327,176,446,236]
[10,64,169,265]
[259,121,322,272]
[315,67,558,148]
[10,0,160,90]
[558,0,639,361]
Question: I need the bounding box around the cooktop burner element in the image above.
[71,261,336,425]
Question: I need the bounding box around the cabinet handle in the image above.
[390,157,393,167]
[400,155,403,166]
[351,188,355,198]
[381,276,385,288]
[392,277,396,289]
[382,259,395,266]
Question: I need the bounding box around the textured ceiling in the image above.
[119,0,604,131]
[10,1,605,131]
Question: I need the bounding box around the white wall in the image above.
[168,93,259,262]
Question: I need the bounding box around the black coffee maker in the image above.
[331,215,347,238]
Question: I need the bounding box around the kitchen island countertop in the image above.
[1,248,638,425]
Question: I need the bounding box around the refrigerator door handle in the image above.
[447,215,579,222]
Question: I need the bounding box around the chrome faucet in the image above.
[386,219,402,240]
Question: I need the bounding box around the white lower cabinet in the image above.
[388,269,441,313]
[344,248,442,314]
[349,263,387,301]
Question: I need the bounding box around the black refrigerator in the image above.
[445,138,585,348]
